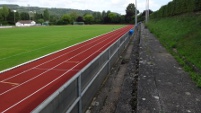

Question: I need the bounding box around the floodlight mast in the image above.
[13,10,16,23]
[148,0,149,20]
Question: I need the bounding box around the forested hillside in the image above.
[0,4,93,16]
[147,0,201,87]
[0,3,138,25]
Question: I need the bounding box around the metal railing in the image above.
[32,27,135,113]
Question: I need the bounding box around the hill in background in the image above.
[0,4,94,16]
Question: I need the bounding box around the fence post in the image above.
[124,34,128,49]
[78,75,82,113]
[118,40,120,57]
[108,49,111,72]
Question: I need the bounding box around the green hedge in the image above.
[150,0,201,19]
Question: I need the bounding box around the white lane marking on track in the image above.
[34,68,80,72]
[65,61,80,63]
[1,26,131,113]
[0,30,117,82]
[1,26,132,113]
[0,81,19,86]
[0,26,128,96]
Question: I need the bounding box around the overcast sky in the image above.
[0,0,172,14]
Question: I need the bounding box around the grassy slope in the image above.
[147,14,201,87]
[0,25,124,71]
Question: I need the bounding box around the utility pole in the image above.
[146,0,147,23]
[135,0,137,26]
[147,0,149,22]
[145,0,149,23]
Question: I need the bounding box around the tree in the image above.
[125,3,139,23]
[167,1,174,16]
[29,11,36,20]
[102,10,112,23]
[15,12,20,22]
[194,0,201,11]
[76,16,84,22]
[61,14,71,24]
[0,10,3,22]
[38,19,44,25]
[43,9,50,21]
[102,11,106,20]
[2,6,9,21]
[186,0,194,12]
[108,12,119,23]
[70,12,78,22]
[83,14,94,24]
[7,9,14,24]
[49,15,59,25]
[93,12,102,23]
[120,15,126,24]
[35,13,43,21]
[138,9,153,21]
[20,12,30,20]
[174,0,182,15]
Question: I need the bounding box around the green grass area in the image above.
[147,13,201,87]
[0,25,125,71]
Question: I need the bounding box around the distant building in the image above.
[15,20,36,27]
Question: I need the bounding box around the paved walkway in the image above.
[137,24,201,113]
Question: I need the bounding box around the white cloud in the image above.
[0,0,172,14]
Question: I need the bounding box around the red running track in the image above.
[0,25,133,113]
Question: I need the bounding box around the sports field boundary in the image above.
[0,26,125,74]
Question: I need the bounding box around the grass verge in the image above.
[0,25,125,71]
[147,13,201,87]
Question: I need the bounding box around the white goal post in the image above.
[73,22,85,25]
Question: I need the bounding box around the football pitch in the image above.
[0,25,125,71]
